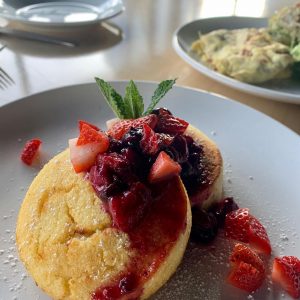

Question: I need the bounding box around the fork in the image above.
[0,67,14,89]
[0,44,15,89]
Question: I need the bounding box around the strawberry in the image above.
[79,120,99,131]
[20,138,42,165]
[148,151,181,183]
[107,114,158,140]
[228,261,264,293]
[69,135,109,173]
[272,256,300,299]
[77,124,109,147]
[248,217,272,255]
[230,243,265,273]
[225,208,250,243]
[225,208,271,255]
[140,124,159,155]
[227,243,265,293]
[154,109,189,135]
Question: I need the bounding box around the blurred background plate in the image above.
[173,17,300,104]
[0,0,124,27]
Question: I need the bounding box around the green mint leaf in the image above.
[143,79,176,116]
[124,80,144,118]
[95,78,128,119]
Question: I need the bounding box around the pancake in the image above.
[185,124,223,210]
[16,123,222,300]
[16,150,191,300]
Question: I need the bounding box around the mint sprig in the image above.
[95,78,129,119]
[124,80,144,118]
[143,79,177,116]
[95,77,176,119]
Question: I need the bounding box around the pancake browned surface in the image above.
[186,124,223,209]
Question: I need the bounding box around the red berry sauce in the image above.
[91,177,187,300]
[89,109,208,299]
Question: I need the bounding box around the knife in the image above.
[0,27,78,47]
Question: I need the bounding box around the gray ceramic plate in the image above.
[173,17,300,104]
[0,82,299,299]
[0,0,124,27]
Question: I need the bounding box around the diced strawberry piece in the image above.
[79,120,99,131]
[225,208,271,255]
[227,243,265,293]
[20,138,42,165]
[228,261,264,293]
[148,151,181,183]
[230,243,265,274]
[77,124,109,148]
[69,137,109,173]
[225,208,251,243]
[107,114,158,140]
[155,111,189,135]
[140,124,159,155]
[272,256,300,299]
[248,217,272,255]
[106,118,119,130]
[156,133,174,148]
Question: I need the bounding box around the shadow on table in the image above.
[3,21,123,57]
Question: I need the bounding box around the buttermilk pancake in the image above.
[16,149,191,300]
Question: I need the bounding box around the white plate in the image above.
[0,82,299,300]
[173,17,300,104]
[0,0,124,27]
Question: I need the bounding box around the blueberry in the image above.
[191,207,218,243]
[210,197,239,228]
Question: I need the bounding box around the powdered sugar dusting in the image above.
[153,235,233,299]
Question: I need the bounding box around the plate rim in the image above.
[1,80,299,140]
[172,16,300,105]
[0,0,125,27]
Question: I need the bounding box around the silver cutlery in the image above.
[0,27,78,47]
[0,67,14,90]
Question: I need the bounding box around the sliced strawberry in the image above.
[228,243,265,293]
[225,208,271,255]
[140,124,159,155]
[248,217,272,256]
[156,133,174,148]
[69,137,109,173]
[20,138,42,165]
[230,243,265,273]
[107,114,158,140]
[77,124,109,148]
[148,151,181,183]
[79,120,99,131]
[272,256,300,299]
[155,109,189,135]
[225,208,250,243]
[106,118,119,130]
[228,261,264,293]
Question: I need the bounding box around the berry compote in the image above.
[88,108,211,299]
